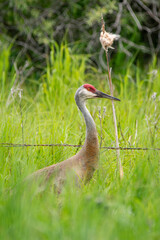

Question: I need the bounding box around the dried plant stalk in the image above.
[100,15,123,179]
[100,17,120,50]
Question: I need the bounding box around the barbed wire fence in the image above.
[0,142,160,151]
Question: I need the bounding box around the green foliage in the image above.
[0,42,16,101]
[1,0,160,70]
[86,0,117,26]
[40,42,87,108]
[0,45,160,239]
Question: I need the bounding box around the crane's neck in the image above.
[75,96,98,141]
[75,92,99,182]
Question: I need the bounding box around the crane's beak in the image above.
[95,90,120,101]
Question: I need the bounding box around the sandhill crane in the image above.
[30,84,120,190]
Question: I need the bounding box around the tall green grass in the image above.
[0,43,160,240]
[41,42,87,108]
[0,43,16,102]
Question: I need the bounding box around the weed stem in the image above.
[105,50,123,179]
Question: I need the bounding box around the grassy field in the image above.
[0,43,160,240]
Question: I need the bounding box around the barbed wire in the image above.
[0,142,160,151]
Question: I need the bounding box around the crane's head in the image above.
[75,84,120,102]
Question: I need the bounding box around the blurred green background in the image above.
[1,0,160,72]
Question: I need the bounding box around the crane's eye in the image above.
[87,87,91,91]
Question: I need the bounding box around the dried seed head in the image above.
[103,106,106,117]
[11,88,14,97]
[10,87,23,100]
[98,106,101,112]
[151,92,157,101]
[100,15,120,51]
[100,31,120,51]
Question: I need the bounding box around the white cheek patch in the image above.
[80,89,95,99]
[87,91,95,98]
